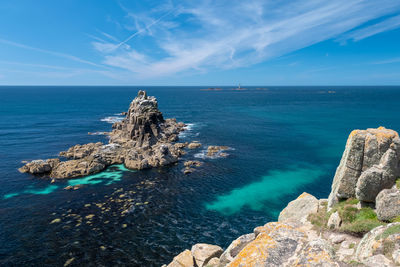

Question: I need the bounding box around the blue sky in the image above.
[0,0,400,85]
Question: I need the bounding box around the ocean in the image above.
[1,86,400,266]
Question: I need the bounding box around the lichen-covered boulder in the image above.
[376,188,400,221]
[278,192,319,223]
[228,222,338,267]
[166,249,194,267]
[219,233,255,266]
[191,243,223,267]
[355,223,400,264]
[328,127,400,208]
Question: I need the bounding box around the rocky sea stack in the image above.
[165,127,400,267]
[19,90,187,179]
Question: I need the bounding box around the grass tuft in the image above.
[309,198,385,236]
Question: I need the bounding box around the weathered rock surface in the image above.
[59,142,103,159]
[278,192,319,223]
[219,233,255,266]
[166,249,194,267]
[376,188,400,221]
[18,158,60,174]
[363,254,395,267]
[191,243,223,267]
[355,223,400,263]
[50,156,106,179]
[19,90,186,179]
[327,211,342,229]
[228,222,338,267]
[328,127,400,208]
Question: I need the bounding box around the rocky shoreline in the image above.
[18,90,229,180]
[165,127,400,267]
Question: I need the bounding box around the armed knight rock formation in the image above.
[19,90,187,179]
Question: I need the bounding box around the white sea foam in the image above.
[101,116,124,124]
[88,131,108,135]
[179,122,202,139]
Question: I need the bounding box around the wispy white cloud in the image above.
[371,57,400,65]
[93,0,400,78]
[0,38,105,68]
[341,14,400,42]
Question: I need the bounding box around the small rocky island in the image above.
[19,90,229,179]
[165,127,400,267]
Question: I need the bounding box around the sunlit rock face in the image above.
[328,127,400,208]
[110,90,165,147]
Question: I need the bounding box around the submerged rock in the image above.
[207,145,230,157]
[328,127,400,208]
[188,142,201,149]
[19,90,186,179]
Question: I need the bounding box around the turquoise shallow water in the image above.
[1,86,400,266]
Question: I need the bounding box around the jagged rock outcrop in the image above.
[18,158,60,174]
[110,90,184,147]
[19,90,186,179]
[328,127,400,208]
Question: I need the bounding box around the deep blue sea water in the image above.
[1,86,400,266]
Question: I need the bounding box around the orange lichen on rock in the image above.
[227,232,277,267]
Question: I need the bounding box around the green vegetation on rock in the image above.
[390,216,400,223]
[396,178,400,189]
[375,224,400,240]
[309,198,386,236]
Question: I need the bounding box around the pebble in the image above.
[50,218,61,224]
[64,257,75,267]
[85,214,95,219]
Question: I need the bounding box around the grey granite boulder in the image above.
[278,192,319,223]
[328,127,400,208]
[166,249,194,267]
[376,188,400,221]
[191,243,223,267]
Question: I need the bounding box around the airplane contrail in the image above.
[115,9,175,49]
